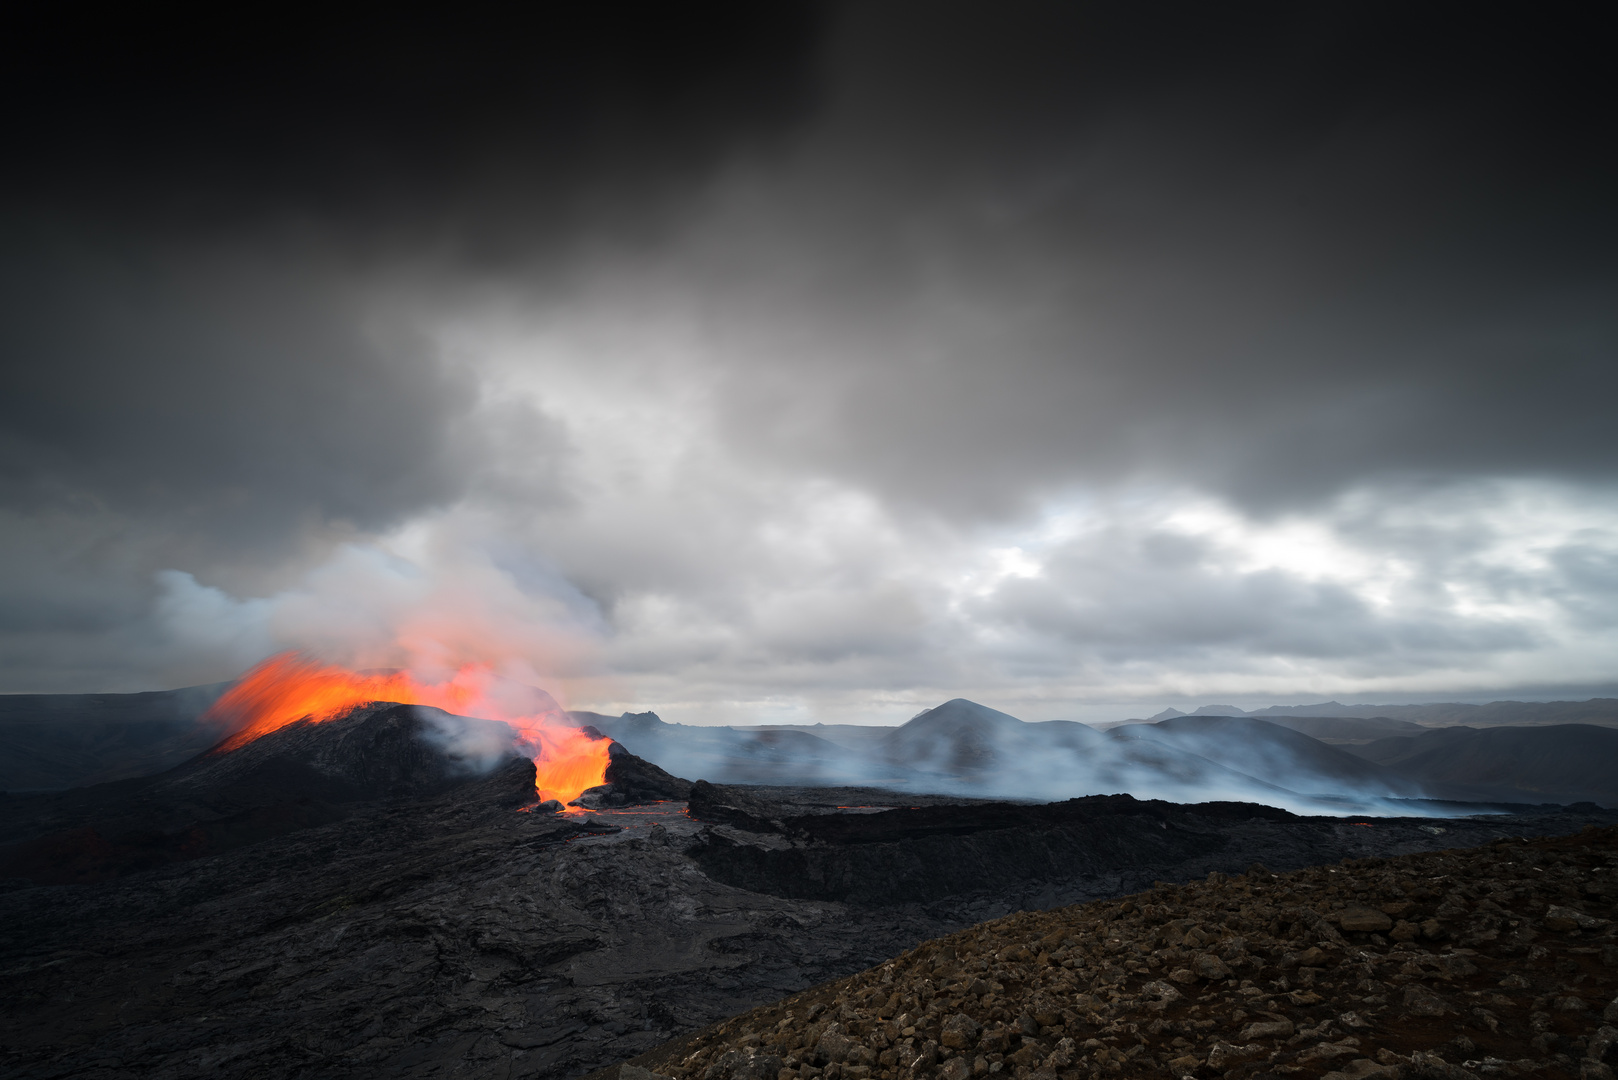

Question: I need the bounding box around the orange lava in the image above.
[527,725,615,805]
[203,652,610,803]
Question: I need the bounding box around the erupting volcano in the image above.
[202,652,611,803]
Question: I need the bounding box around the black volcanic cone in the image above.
[568,732,694,806]
[167,703,521,805]
[0,703,535,884]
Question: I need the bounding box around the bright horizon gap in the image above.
[14,662,1618,730]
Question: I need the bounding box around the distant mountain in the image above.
[1342,724,1618,805]
[1112,715,1429,799]
[730,723,895,753]
[1134,698,1618,733]
[1146,705,1249,720]
[1255,715,1427,744]
[1248,699,1618,729]
[0,683,228,791]
[1244,701,1377,718]
[883,699,1055,774]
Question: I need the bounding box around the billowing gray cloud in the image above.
[0,4,821,552]
[2,3,1616,715]
[0,237,477,545]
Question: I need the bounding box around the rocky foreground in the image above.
[597,826,1618,1080]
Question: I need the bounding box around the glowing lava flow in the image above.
[203,652,611,804]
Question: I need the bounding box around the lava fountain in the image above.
[203,652,611,803]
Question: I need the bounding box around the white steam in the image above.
[152,531,609,707]
[583,700,1475,817]
[412,706,531,776]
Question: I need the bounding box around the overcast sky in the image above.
[3,3,1615,723]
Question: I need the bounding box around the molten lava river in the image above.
[202,653,611,804]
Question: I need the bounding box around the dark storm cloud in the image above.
[7,1,1611,538]
[697,1,1618,517]
[3,4,821,249]
[0,2,823,550]
[0,236,473,547]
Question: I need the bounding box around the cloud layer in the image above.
[3,3,1616,720]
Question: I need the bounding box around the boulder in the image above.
[1587,1024,1618,1064]
[622,1067,674,1080]
[1239,1019,1294,1041]
[1299,1039,1361,1063]
[815,1025,855,1064]
[940,1014,981,1050]
[1402,986,1455,1017]
[704,1051,785,1080]
[1206,1042,1263,1069]
[1407,1050,1477,1080]
[1545,905,1612,932]
[1322,1060,1400,1080]
[1140,980,1182,1003]
[1027,993,1063,1027]
[1336,907,1394,933]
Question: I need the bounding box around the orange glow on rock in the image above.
[203,652,609,803]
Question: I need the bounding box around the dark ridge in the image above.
[0,703,534,884]
[0,682,228,791]
[686,778,796,831]
[681,786,1610,909]
[1249,698,1618,728]
[685,793,1310,906]
[1251,714,1427,742]
[693,790,1300,843]
[1344,723,1618,805]
[1118,715,1425,797]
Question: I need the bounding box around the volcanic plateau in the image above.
[2,678,1617,1080]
